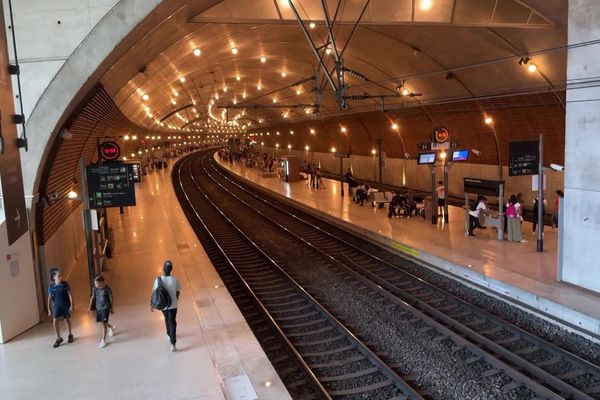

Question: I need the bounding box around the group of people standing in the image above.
[47,261,181,351]
[304,161,325,189]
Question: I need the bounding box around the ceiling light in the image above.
[273,98,277,103]
[173,91,179,97]
[142,94,149,101]
[236,75,241,81]
[281,72,287,77]
[528,63,538,73]
[485,116,493,125]
[132,135,137,140]
[391,123,399,130]
[440,151,447,159]
[309,22,316,29]
[171,99,177,105]
[401,88,410,96]
[420,0,433,11]
[193,48,201,57]
[290,130,294,134]
[179,76,186,83]
[340,126,347,133]
[260,56,267,63]
[305,109,311,114]
[305,145,310,151]
[287,144,292,149]
[257,85,262,91]
[331,147,336,153]
[371,149,377,155]
[275,143,280,148]
[242,92,247,99]
[326,47,332,55]
[223,87,228,92]
[124,135,130,140]
[310,128,315,134]
[296,89,301,95]
[276,131,280,135]
[231,47,238,55]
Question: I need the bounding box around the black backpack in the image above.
[150,277,172,310]
[470,200,478,212]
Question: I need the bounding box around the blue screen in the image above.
[452,150,469,161]
[418,153,436,164]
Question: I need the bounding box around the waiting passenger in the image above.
[316,167,326,189]
[435,181,445,217]
[388,192,403,218]
[47,272,74,348]
[532,196,547,233]
[506,195,526,243]
[468,195,487,237]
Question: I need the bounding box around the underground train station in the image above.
[1,1,599,399]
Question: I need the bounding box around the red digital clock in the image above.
[99,141,121,161]
[433,127,450,143]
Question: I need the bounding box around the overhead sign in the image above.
[85,164,136,209]
[509,140,539,176]
[433,126,450,143]
[99,141,121,161]
[464,178,505,197]
[0,6,28,246]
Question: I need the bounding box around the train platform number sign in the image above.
[85,164,136,208]
[509,140,539,176]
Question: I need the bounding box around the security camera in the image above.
[60,128,72,139]
[404,152,411,160]
[49,192,59,200]
[550,163,564,172]
[471,149,481,156]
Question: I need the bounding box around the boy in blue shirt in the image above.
[47,272,74,348]
[87,275,116,348]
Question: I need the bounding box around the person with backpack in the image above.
[506,195,526,243]
[151,260,181,352]
[87,275,116,348]
[47,271,75,348]
[468,195,487,237]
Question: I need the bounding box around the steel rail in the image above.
[208,155,600,400]
[177,151,424,400]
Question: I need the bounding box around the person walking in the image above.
[345,168,354,193]
[87,275,116,349]
[47,272,74,348]
[152,260,181,352]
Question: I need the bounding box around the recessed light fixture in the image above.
[401,87,410,96]
[331,147,336,153]
[223,87,228,92]
[391,123,399,130]
[371,149,377,155]
[231,47,238,55]
[296,89,301,95]
[173,91,179,97]
[179,76,186,83]
[260,56,267,63]
[528,63,538,73]
[236,75,241,81]
[171,99,177,105]
[257,85,262,91]
[310,128,315,134]
[193,48,201,56]
[326,47,332,55]
[309,22,316,29]
[420,0,433,11]
[305,145,310,151]
[341,126,347,133]
[273,98,277,103]
[485,116,493,125]
[142,94,149,101]
[281,72,287,77]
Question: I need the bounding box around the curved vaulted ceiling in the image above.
[99,0,567,136]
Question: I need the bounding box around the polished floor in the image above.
[0,159,290,400]
[218,156,600,324]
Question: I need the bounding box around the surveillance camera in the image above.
[49,192,59,200]
[404,152,411,160]
[471,149,481,156]
[60,128,72,139]
[550,163,564,172]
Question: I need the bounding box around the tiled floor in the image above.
[218,157,600,323]
[0,159,290,400]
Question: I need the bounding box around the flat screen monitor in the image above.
[418,152,436,165]
[451,150,469,162]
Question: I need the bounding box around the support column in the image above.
[561,0,600,292]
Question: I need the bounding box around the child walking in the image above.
[87,275,116,348]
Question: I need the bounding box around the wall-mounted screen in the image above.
[451,150,469,161]
[418,152,436,165]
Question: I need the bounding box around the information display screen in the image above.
[451,150,469,161]
[509,141,539,176]
[86,164,136,208]
[417,152,436,165]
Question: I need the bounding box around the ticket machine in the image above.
[463,178,505,240]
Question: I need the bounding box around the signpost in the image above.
[0,6,28,246]
[85,164,136,208]
[508,137,545,252]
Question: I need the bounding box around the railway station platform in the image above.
[216,155,600,341]
[0,164,290,400]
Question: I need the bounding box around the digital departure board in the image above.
[509,140,539,176]
[85,164,136,208]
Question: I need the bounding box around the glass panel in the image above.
[414,0,454,23]
[492,0,531,24]
[453,0,496,24]
[369,0,413,22]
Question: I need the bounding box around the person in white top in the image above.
[468,195,487,237]
[152,260,181,351]
[435,181,445,217]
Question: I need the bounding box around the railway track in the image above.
[181,150,600,400]
[174,153,423,400]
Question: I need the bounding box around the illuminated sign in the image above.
[433,127,450,143]
[99,141,121,161]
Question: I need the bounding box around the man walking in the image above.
[47,272,74,348]
[152,260,181,352]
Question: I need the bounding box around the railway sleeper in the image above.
[302,344,355,357]
[295,334,346,347]
[285,326,336,338]
[276,310,319,321]
[309,354,365,368]
[318,367,379,382]
[327,379,393,397]
[280,318,327,329]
